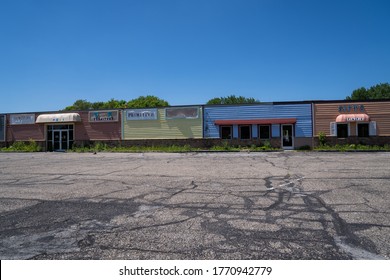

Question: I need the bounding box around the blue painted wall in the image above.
[204,103,313,138]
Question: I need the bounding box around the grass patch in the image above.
[1,139,41,152]
[315,144,390,151]
[70,141,280,153]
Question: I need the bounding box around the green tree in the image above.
[346,83,390,100]
[207,95,260,105]
[126,95,169,108]
[63,99,93,111]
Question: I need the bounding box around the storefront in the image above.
[313,100,390,145]
[36,113,81,151]
[204,103,313,149]
[122,106,203,140]
[34,110,122,151]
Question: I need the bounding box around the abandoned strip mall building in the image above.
[1,99,389,151]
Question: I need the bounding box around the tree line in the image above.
[62,83,390,111]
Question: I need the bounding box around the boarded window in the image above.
[369,121,377,136]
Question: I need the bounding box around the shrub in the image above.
[318,132,327,146]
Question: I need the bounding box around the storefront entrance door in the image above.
[282,124,294,149]
[47,125,74,151]
[53,130,68,151]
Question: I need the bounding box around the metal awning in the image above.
[36,113,81,123]
[214,118,297,125]
[336,114,370,123]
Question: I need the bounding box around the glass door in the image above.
[282,125,294,149]
[47,125,74,151]
[61,130,68,151]
[53,130,61,151]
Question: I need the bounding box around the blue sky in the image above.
[1,0,389,113]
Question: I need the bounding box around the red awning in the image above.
[336,114,370,123]
[214,118,297,125]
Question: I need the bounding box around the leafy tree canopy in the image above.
[63,95,169,111]
[126,95,169,108]
[207,95,260,105]
[346,83,390,100]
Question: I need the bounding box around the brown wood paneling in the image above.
[314,101,390,136]
[74,111,121,141]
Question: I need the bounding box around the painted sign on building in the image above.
[10,114,35,125]
[338,104,365,113]
[89,110,118,122]
[126,109,158,121]
[166,107,199,119]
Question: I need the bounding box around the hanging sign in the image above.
[89,110,118,122]
[10,114,35,125]
[126,109,158,121]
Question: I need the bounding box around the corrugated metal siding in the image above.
[123,107,203,139]
[204,104,312,138]
[314,101,390,136]
[75,111,121,140]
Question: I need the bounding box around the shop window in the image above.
[337,123,349,138]
[259,125,270,139]
[358,123,369,137]
[220,126,232,139]
[239,125,251,140]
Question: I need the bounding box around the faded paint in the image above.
[123,107,203,139]
[204,103,313,139]
[314,101,390,136]
[75,111,121,141]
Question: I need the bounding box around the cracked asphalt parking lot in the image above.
[0,152,389,260]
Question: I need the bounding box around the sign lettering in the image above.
[338,104,365,113]
[126,109,158,121]
[10,114,35,125]
[89,111,118,122]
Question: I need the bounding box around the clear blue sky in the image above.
[1,0,389,113]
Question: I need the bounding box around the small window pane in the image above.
[337,124,348,138]
[259,125,270,139]
[221,126,232,139]
[358,123,369,137]
[239,125,251,140]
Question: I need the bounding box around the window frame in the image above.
[239,125,252,140]
[336,123,349,138]
[357,122,370,137]
[220,125,233,139]
[258,125,271,139]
